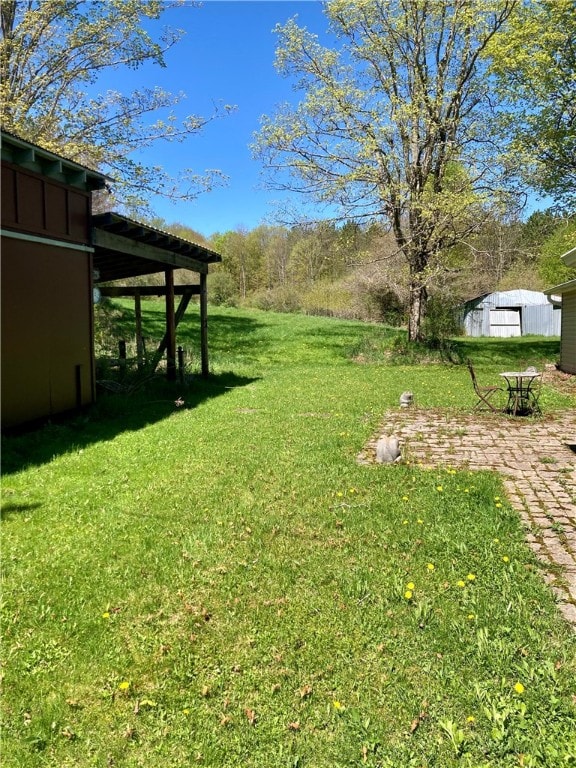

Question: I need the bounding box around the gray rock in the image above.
[399,391,413,407]
[375,435,401,464]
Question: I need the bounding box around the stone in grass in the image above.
[375,435,401,464]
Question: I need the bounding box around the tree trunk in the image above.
[407,277,428,342]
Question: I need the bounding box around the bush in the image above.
[422,296,464,343]
[363,286,406,325]
[301,279,361,319]
[208,271,238,307]
[247,285,302,313]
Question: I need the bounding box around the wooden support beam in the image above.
[165,269,176,381]
[134,289,144,370]
[98,281,207,380]
[92,228,208,273]
[148,289,195,375]
[98,285,201,297]
[200,272,209,377]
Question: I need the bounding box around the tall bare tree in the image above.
[255,0,517,340]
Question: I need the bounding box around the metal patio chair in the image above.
[467,359,504,412]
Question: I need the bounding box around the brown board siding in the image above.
[1,161,91,244]
[1,237,95,428]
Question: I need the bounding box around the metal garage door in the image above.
[489,308,521,337]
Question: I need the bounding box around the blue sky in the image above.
[103,1,550,238]
[108,1,329,237]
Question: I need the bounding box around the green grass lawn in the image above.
[2,304,575,767]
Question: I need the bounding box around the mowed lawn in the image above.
[2,304,575,767]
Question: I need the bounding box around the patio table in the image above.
[499,371,542,416]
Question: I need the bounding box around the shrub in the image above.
[247,285,302,313]
[208,271,238,306]
[363,286,406,325]
[422,296,464,344]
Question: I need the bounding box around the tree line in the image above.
[144,209,574,335]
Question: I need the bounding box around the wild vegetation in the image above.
[136,210,576,334]
[254,0,575,340]
[2,303,575,767]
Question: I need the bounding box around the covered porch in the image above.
[92,212,221,380]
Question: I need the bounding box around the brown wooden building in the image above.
[1,131,221,429]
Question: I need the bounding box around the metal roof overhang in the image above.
[545,279,576,296]
[560,246,576,268]
[92,212,221,283]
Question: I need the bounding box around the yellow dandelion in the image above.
[466,715,475,723]
[514,682,525,695]
[183,708,191,715]
[402,495,409,501]
[436,486,443,492]
[333,700,344,710]
[427,563,435,571]
[503,556,510,563]
[417,518,424,524]
[118,681,130,691]
[404,590,413,600]
[406,582,415,590]
[467,613,475,620]
[495,502,502,508]
[102,612,110,619]
[467,573,476,581]
[457,580,466,588]
[464,488,470,493]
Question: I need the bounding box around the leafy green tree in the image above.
[250,225,292,289]
[488,0,576,211]
[255,0,516,341]
[0,0,229,212]
[288,222,342,285]
[538,218,576,287]
[211,229,265,299]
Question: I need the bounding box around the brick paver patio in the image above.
[359,410,576,627]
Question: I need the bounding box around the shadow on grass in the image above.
[451,337,561,367]
[1,371,257,477]
[0,501,43,521]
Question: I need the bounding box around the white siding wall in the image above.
[560,290,576,374]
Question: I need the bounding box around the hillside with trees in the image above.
[203,211,575,331]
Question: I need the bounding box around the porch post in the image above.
[200,272,209,377]
[134,288,144,369]
[165,268,176,381]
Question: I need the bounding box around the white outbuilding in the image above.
[461,289,562,338]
